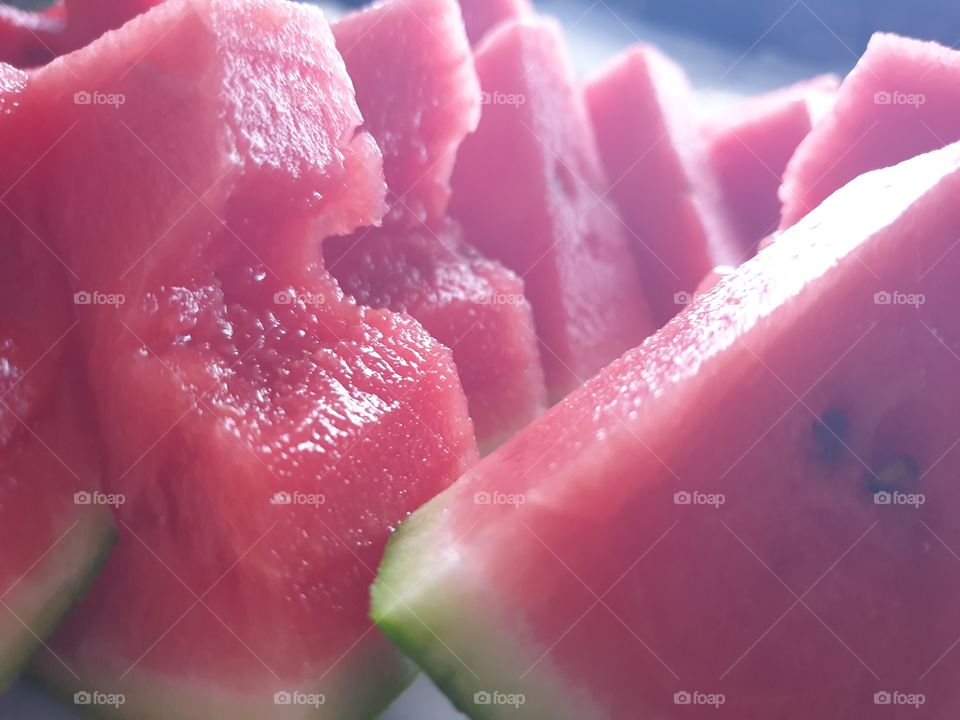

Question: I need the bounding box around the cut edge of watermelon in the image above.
[372,491,590,720]
[1,508,115,692]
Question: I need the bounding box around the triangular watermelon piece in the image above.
[1,0,476,715]
[457,0,532,46]
[781,33,960,228]
[375,141,960,718]
[329,0,547,451]
[0,63,115,690]
[704,75,838,255]
[585,45,741,325]
[450,18,653,402]
[0,0,160,67]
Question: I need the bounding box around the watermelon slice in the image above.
[374,141,960,718]
[0,63,115,690]
[450,18,653,402]
[1,0,476,716]
[329,0,547,450]
[585,45,741,325]
[326,222,547,454]
[781,33,960,228]
[457,0,532,45]
[704,75,838,255]
[0,0,160,67]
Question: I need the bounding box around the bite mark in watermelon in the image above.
[0,0,477,715]
[704,75,838,255]
[0,62,115,692]
[450,18,654,402]
[329,0,547,450]
[780,33,960,228]
[375,140,960,718]
[457,0,532,46]
[585,45,741,325]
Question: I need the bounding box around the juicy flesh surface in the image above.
[450,19,653,402]
[326,221,547,453]
[705,75,838,255]
[419,143,960,718]
[331,0,547,449]
[780,32,960,228]
[586,45,741,326]
[3,0,476,703]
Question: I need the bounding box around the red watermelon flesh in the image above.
[0,64,114,690]
[450,18,654,402]
[457,0,532,46]
[3,0,477,716]
[0,0,160,67]
[330,0,547,450]
[705,75,838,255]
[781,33,960,228]
[375,141,960,718]
[585,45,742,326]
[326,221,547,454]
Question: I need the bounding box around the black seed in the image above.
[812,409,849,463]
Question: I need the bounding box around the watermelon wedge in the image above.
[0,65,115,692]
[781,33,960,228]
[585,45,741,325]
[704,75,838,255]
[329,0,547,450]
[450,18,653,402]
[0,0,476,716]
[457,0,532,45]
[374,141,960,718]
[0,0,160,67]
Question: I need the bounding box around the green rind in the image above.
[372,492,592,720]
[0,511,116,692]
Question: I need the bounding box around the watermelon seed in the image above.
[867,456,920,495]
[812,408,849,463]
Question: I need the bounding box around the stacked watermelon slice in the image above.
[2,0,960,719]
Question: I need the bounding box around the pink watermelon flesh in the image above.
[0,0,160,67]
[326,221,547,454]
[781,33,960,228]
[0,65,115,691]
[376,141,960,718]
[330,0,547,451]
[450,18,654,403]
[2,0,477,716]
[704,75,838,255]
[585,45,742,326]
[457,0,532,46]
